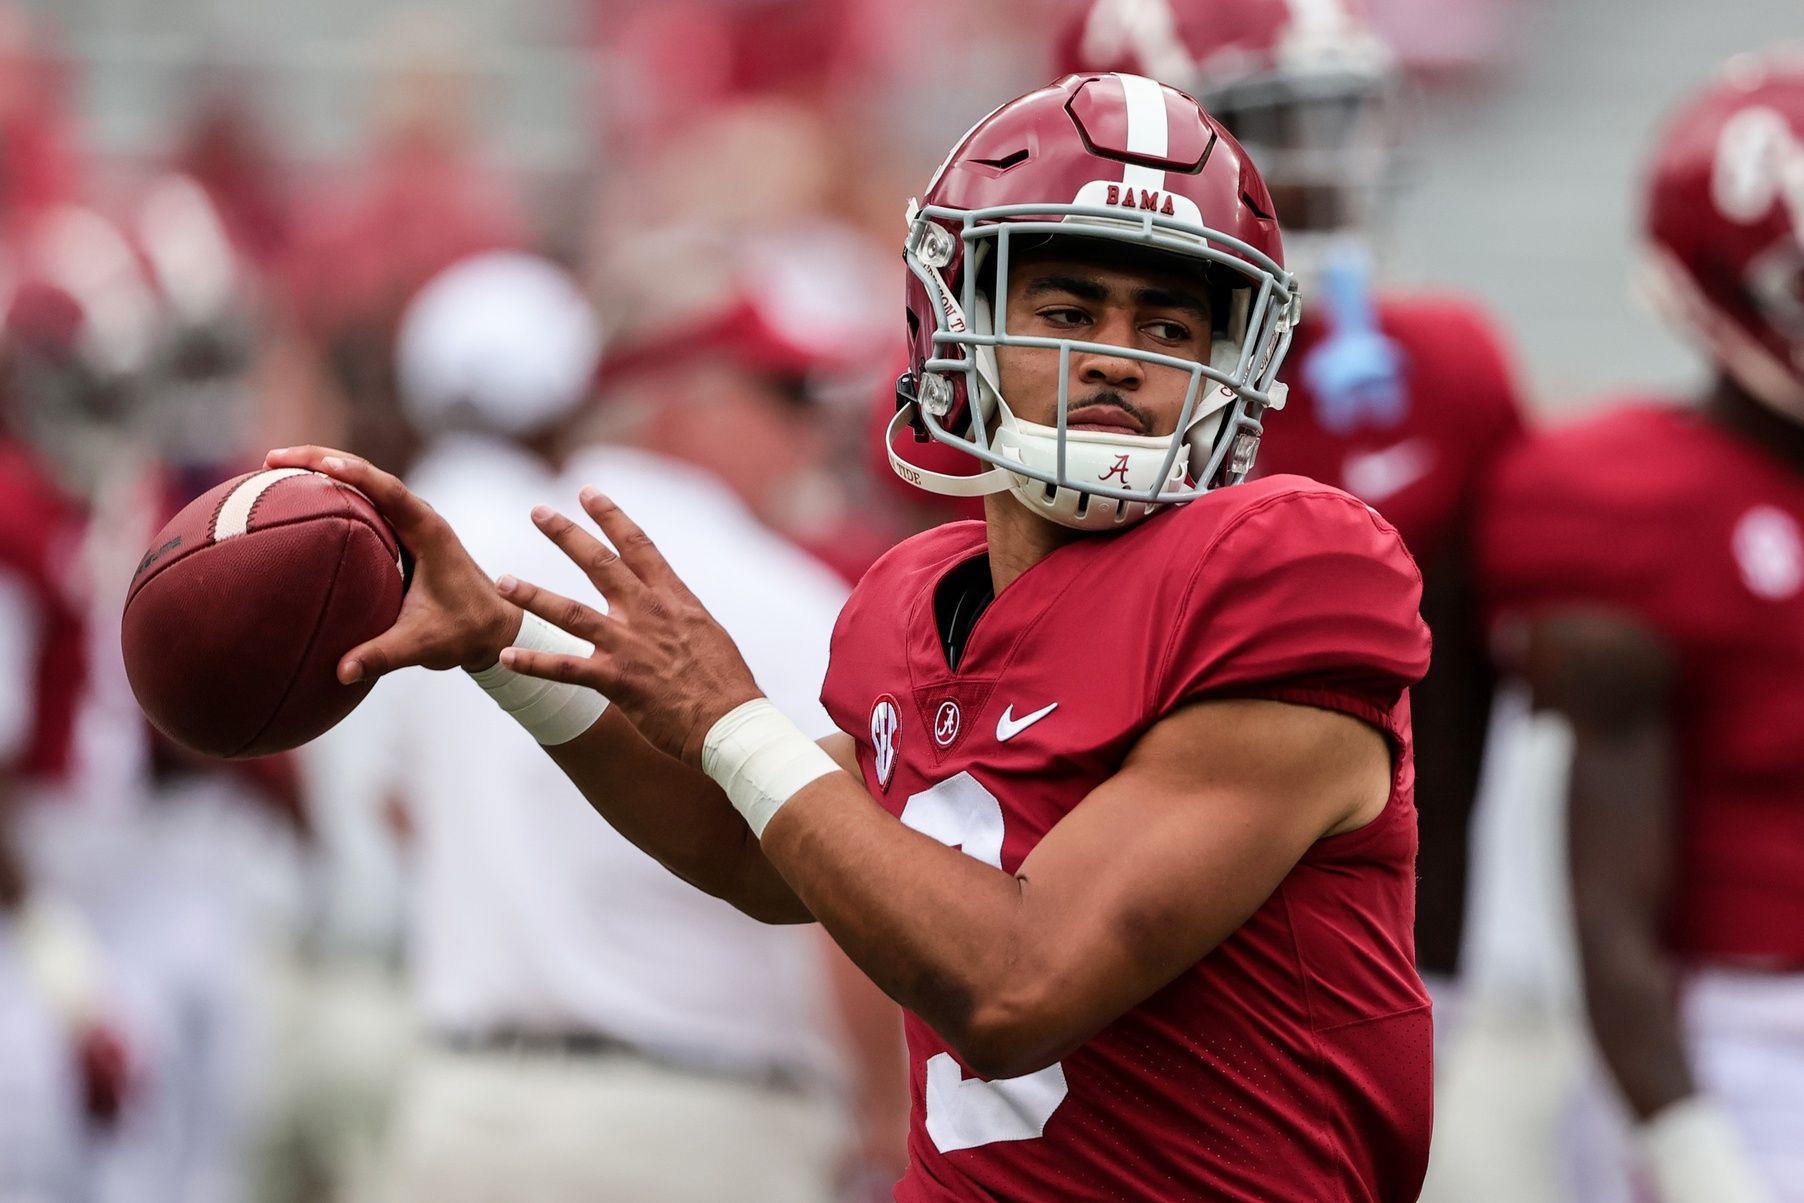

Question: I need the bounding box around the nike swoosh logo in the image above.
[997,702,1058,742]
[1341,439,1434,505]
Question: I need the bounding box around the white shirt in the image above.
[361,435,850,1076]
[0,915,86,1202]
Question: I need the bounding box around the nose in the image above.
[1073,311,1143,391]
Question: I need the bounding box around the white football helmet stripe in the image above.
[1114,72,1171,194]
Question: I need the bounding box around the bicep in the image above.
[1016,698,1391,1032]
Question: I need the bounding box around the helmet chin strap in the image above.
[885,404,1013,497]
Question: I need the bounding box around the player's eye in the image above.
[1038,306,1091,327]
[1144,319,1194,343]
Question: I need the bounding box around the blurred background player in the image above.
[1059,0,1526,1041]
[330,248,903,1202]
[0,348,126,1203]
[0,173,300,1203]
[1477,50,1804,1203]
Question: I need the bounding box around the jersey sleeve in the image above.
[1152,489,1431,731]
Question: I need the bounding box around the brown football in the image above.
[122,468,406,758]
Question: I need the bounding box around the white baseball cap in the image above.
[397,251,602,438]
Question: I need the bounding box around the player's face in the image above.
[995,252,1215,436]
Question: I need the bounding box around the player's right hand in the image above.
[264,446,521,683]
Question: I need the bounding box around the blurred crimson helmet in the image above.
[1639,50,1804,420]
[1056,0,1398,269]
[0,205,164,497]
[898,72,1298,531]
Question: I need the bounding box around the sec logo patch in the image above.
[870,695,900,791]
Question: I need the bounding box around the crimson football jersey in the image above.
[1477,403,1804,967]
[822,477,1434,1202]
[1254,295,1524,565]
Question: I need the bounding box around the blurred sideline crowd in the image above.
[1,0,1800,1202]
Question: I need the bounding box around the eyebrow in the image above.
[1024,274,1109,303]
[1022,274,1213,323]
[1133,285,1214,324]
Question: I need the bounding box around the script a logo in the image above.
[870,695,900,791]
[1098,454,1132,485]
[933,700,961,748]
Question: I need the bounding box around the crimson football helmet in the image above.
[1058,0,1397,271]
[1638,50,1804,420]
[897,73,1298,530]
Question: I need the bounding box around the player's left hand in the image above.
[495,486,764,769]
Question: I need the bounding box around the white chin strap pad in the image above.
[885,407,1013,498]
[995,411,1192,531]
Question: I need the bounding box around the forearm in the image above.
[1567,712,1693,1120]
[1577,924,1695,1119]
[545,709,811,923]
[760,777,1063,1075]
[747,699,1378,1078]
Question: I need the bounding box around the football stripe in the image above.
[1113,72,1169,193]
[212,469,314,542]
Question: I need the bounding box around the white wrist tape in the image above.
[701,698,839,837]
[1637,1095,1774,1203]
[468,612,609,745]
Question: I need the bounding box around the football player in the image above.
[1060,0,1526,1012]
[268,73,1434,1200]
[1475,51,1804,1203]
